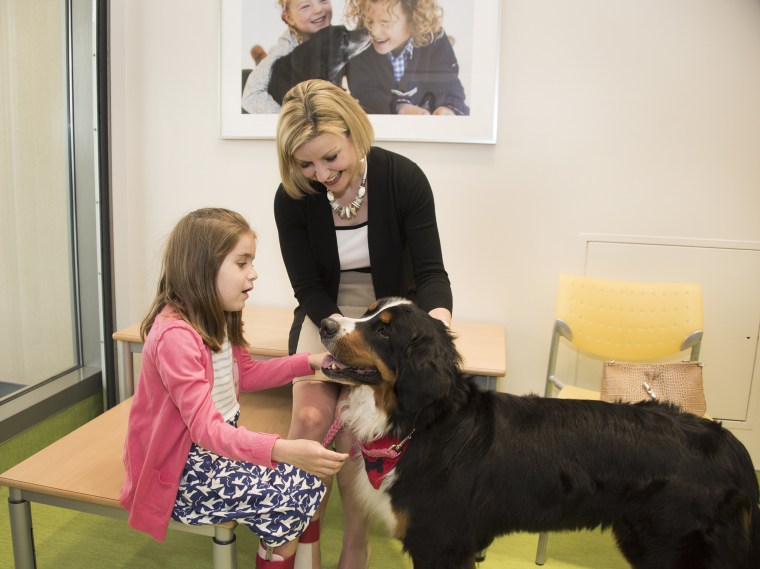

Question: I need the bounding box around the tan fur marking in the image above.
[740,505,751,538]
[368,358,394,417]
[391,506,410,540]
[332,331,377,368]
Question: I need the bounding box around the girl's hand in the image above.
[308,351,332,370]
[271,438,348,477]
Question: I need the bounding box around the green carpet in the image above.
[0,483,631,568]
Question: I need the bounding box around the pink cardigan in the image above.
[119,308,314,541]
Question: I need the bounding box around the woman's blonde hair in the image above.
[141,208,255,350]
[344,0,443,48]
[276,79,374,199]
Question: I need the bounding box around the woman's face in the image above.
[293,132,360,199]
[283,0,333,39]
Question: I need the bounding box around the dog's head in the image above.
[314,25,371,80]
[269,25,371,104]
[319,298,463,421]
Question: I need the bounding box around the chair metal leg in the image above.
[535,531,549,565]
[212,526,237,569]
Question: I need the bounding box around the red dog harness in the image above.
[323,420,415,489]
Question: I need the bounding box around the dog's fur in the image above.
[319,297,760,569]
[268,25,370,104]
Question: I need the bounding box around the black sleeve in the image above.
[397,160,453,313]
[273,187,341,325]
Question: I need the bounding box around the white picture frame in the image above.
[220,0,500,143]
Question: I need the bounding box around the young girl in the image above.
[119,208,347,569]
[242,0,333,114]
[344,0,469,115]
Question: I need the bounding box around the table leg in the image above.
[212,526,237,569]
[8,488,36,569]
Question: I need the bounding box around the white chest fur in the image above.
[339,385,390,442]
[339,386,400,535]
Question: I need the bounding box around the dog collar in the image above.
[322,419,415,489]
[357,430,415,489]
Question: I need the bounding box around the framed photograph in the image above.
[220,0,500,144]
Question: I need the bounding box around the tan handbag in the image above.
[601,361,707,416]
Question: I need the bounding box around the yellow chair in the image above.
[535,274,704,566]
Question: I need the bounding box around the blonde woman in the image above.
[274,79,452,568]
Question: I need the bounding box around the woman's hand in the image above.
[271,438,348,477]
[429,307,452,328]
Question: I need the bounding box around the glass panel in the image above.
[0,0,78,401]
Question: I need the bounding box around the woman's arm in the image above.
[274,187,342,324]
[397,161,454,316]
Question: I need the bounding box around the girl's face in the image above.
[283,0,333,39]
[364,0,411,55]
[216,232,258,312]
[293,132,360,199]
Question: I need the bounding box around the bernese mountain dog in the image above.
[319,297,760,569]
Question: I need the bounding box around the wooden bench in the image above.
[2,305,506,568]
[1,387,293,569]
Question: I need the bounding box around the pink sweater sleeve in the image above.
[157,330,314,468]
[231,350,315,465]
[235,348,314,392]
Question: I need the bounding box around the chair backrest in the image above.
[555,274,704,361]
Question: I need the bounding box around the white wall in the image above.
[109,0,760,430]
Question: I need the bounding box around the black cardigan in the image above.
[274,146,453,352]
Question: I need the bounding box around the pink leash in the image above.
[322,418,344,447]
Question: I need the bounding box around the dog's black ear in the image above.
[394,327,457,414]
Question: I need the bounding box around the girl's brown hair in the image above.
[140,208,255,351]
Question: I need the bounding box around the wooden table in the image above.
[113,305,507,398]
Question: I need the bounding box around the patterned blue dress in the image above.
[171,414,325,547]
